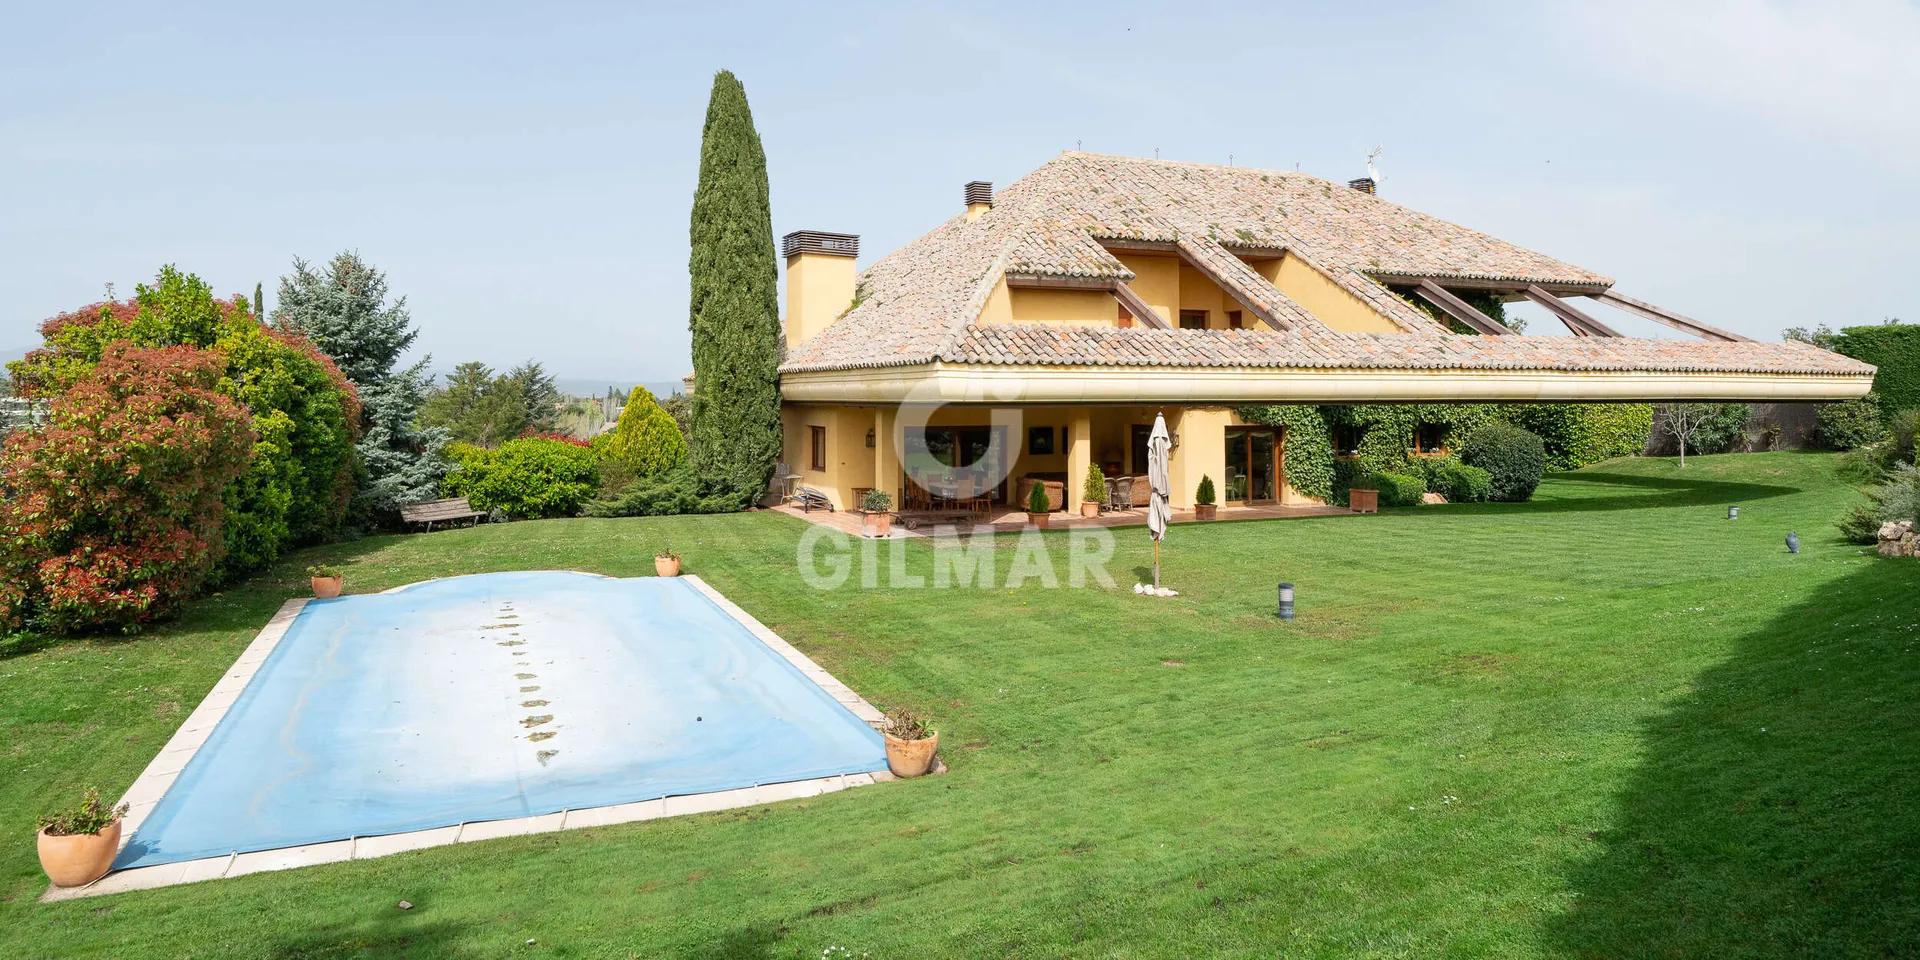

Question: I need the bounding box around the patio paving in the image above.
[771,501,1352,538]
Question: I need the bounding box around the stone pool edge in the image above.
[43,574,921,902]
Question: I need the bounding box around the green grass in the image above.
[2,453,1915,958]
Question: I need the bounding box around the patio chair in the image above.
[1111,476,1135,511]
[955,474,990,515]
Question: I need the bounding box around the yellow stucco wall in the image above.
[780,400,1326,512]
[1001,287,1116,325]
[784,253,858,347]
[780,403,876,510]
[1116,253,1179,326]
[1255,253,1402,333]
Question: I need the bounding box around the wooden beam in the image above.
[1592,290,1750,342]
[1524,284,1621,337]
[1374,272,1609,297]
[1413,280,1516,335]
[1113,282,1170,329]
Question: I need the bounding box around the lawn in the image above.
[2,453,1915,958]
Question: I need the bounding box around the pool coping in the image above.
[43,573,910,902]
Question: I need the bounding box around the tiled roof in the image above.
[779,152,1865,379]
[952,326,1876,376]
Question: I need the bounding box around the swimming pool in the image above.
[112,571,887,871]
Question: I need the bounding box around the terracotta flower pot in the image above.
[862,511,893,538]
[1027,511,1050,529]
[884,730,939,778]
[655,555,682,577]
[38,819,121,888]
[1080,502,1101,518]
[310,576,343,599]
[1194,504,1217,521]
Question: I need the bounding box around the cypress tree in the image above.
[688,70,782,507]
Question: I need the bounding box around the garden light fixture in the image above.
[1277,582,1295,621]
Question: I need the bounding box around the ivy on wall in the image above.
[1238,402,1651,505]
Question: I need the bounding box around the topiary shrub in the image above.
[1028,479,1050,513]
[0,345,255,633]
[1460,424,1547,502]
[1083,462,1107,505]
[1362,471,1425,507]
[1437,461,1493,503]
[1195,474,1217,506]
[1815,393,1887,450]
[442,436,598,519]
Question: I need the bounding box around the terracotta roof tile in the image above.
[779,152,1866,380]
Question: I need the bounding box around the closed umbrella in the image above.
[1147,413,1172,591]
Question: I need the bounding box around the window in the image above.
[809,425,827,470]
[1178,310,1208,330]
[1410,423,1447,456]
[1227,310,1244,330]
[1333,424,1363,458]
[1028,426,1055,455]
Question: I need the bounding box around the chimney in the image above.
[781,230,859,347]
[964,181,993,221]
[1347,177,1377,195]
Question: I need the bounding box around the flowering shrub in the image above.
[0,345,253,633]
[520,430,591,448]
[6,266,360,581]
[442,437,598,519]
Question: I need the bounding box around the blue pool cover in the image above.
[117,572,886,869]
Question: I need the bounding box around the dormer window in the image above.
[1178,310,1208,330]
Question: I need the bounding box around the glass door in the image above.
[1225,428,1280,504]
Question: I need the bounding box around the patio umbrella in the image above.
[1147,412,1172,591]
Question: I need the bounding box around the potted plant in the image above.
[1026,479,1051,528]
[307,564,344,599]
[1194,474,1218,521]
[1080,463,1106,518]
[859,488,894,538]
[882,708,939,778]
[655,546,682,578]
[37,787,127,888]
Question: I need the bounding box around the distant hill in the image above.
[555,378,687,400]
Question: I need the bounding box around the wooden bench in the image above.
[400,497,488,531]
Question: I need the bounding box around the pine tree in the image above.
[505,361,561,433]
[274,252,449,520]
[688,70,782,508]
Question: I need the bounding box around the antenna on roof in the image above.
[1366,145,1384,182]
[1228,153,1234,167]
[1076,138,1082,150]
[1154,146,1160,159]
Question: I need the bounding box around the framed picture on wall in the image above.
[1028,426,1055,455]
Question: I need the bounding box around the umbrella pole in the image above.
[1153,539,1160,590]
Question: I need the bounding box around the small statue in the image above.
[1786,531,1800,554]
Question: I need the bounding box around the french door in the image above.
[1224,428,1281,504]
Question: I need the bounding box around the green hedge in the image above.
[1435,461,1492,502]
[1361,471,1425,507]
[1496,404,1652,471]
[1815,393,1886,451]
[1829,324,1920,417]
[1460,424,1546,502]
[442,437,598,519]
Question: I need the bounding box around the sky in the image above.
[2,0,1915,385]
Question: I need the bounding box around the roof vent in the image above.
[1347,177,1377,195]
[781,230,859,259]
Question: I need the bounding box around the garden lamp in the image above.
[1277,582,1295,621]
[1727,505,1740,520]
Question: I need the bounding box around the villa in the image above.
[775,152,1875,514]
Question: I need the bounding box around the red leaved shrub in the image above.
[0,344,255,633]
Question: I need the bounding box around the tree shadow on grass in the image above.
[1458,471,1801,516]
[1544,559,1920,958]
[261,915,484,959]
